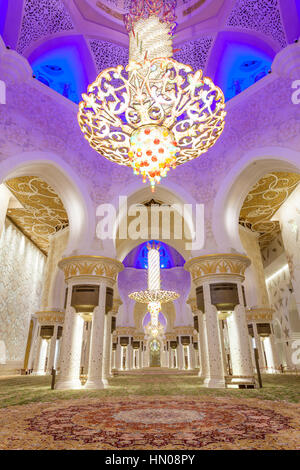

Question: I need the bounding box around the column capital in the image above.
[186,297,198,313]
[184,253,250,284]
[116,326,136,336]
[133,334,145,341]
[58,255,123,283]
[246,307,274,322]
[165,333,177,341]
[174,326,195,336]
[108,297,123,315]
[36,310,65,325]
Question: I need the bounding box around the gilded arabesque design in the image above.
[6,176,68,255]
[239,172,300,249]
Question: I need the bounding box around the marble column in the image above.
[177,341,184,370]
[54,337,61,370]
[252,322,265,371]
[85,283,107,389]
[226,284,255,385]
[169,347,173,368]
[140,346,144,369]
[33,334,44,375]
[269,333,280,372]
[56,255,123,389]
[174,348,178,368]
[116,342,121,370]
[112,347,116,371]
[32,327,42,374]
[197,311,208,378]
[55,307,84,389]
[126,342,133,370]
[36,339,48,375]
[120,346,124,369]
[27,318,39,371]
[218,319,228,374]
[263,335,280,373]
[125,345,130,370]
[165,343,169,368]
[46,324,58,373]
[185,254,252,388]
[102,310,114,385]
[138,347,142,369]
[143,345,149,368]
[83,322,92,374]
[202,284,225,388]
[188,344,195,370]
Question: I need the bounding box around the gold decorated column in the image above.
[55,255,123,390]
[185,253,255,389]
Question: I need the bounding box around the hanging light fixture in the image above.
[129,241,179,337]
[78,0,226,191]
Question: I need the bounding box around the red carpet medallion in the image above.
[0,396,299,450]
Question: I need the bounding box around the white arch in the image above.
[212,146,300,253]
[0,151,95,254]
[108,182,198,261]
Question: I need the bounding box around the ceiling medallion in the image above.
[78,0,226,191]
[129,241,179,338]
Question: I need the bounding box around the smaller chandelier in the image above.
[129,242,179,337]
[129,242,179,305]
[78,0,226,191]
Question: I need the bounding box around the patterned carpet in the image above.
[0,396,299,450]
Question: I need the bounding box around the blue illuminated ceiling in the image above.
[297,0,300,19]
[0,0,8,36]
[216,43,273,101]
[28,37,91,104]
[123,240,185,270]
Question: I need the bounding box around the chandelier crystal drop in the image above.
[129,241,179,338]
[78,0,226,190]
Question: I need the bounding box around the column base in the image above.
[266,368,280,374]
[227,376,256,389]
[55,378,83,390]
[32,371,46,376]
[84,379,106,389]
[202,377,226,388]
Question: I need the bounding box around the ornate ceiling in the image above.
[2,0,298,106]
[3,0,294,63]
[5,177,69,255]
[239,172,300,250]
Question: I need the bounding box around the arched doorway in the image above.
[149,339,161,367]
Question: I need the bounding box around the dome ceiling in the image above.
[0,1,299,104]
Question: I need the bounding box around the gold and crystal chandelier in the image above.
[78,0,226,190]
[129,242,179,337]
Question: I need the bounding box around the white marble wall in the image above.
[0,218,45,368]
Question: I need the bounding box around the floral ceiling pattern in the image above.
[227,0,287,48]
[239,172,300,249]
[5,176,68,255]
[16,0,74,54]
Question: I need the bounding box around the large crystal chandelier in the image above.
[78,0,226,190]
[129,242,179,337]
